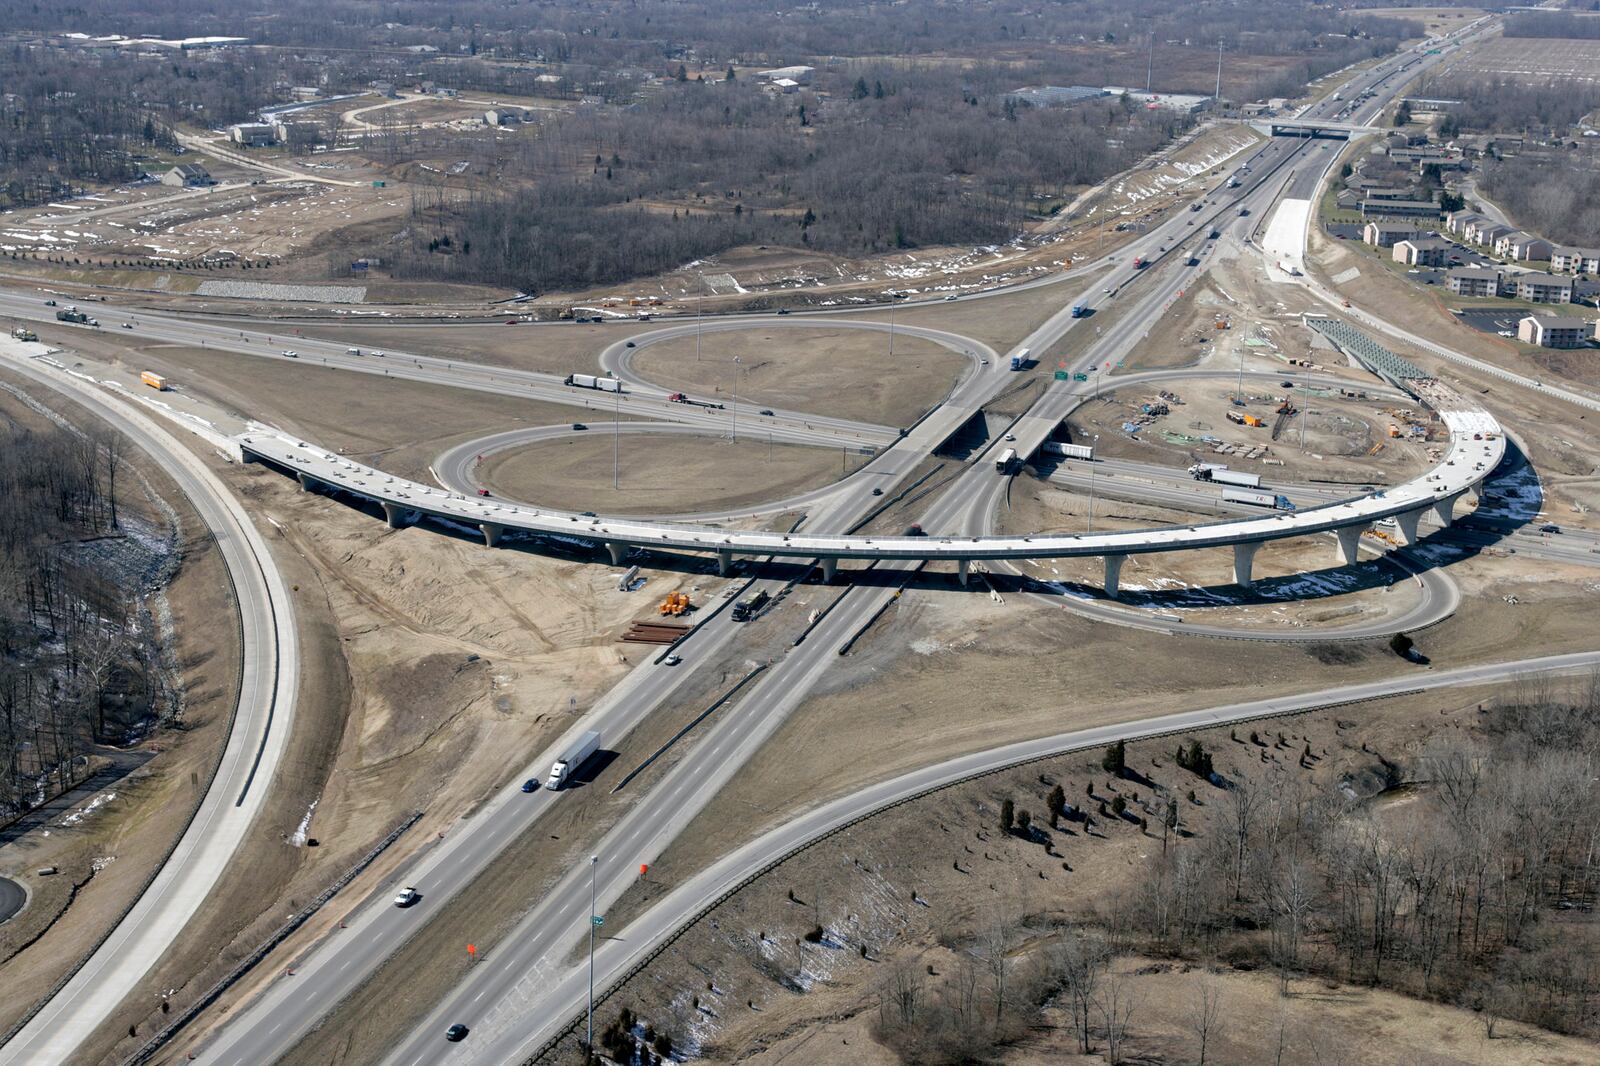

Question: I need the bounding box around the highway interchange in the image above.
[3,11,1592,1065]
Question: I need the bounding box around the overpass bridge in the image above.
[239,373,1502,597]
[1249,117,1381,139]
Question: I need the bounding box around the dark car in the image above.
[758,408,774,416]
[572,422,588,431]
[1541,523,1562,534]
[520,779,539,793]
[776,308,790,315]
[446,1024,469,1042]
[871,487,884,496]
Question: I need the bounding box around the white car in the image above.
[943,294,957,301]
[394,886,418,907]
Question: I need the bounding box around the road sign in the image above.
[592,915,605,927]
[1073,373,1089,381]
[1054,370,1068,380]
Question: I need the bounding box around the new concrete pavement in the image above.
[0,339,299,1066]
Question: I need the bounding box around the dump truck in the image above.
[1225,410,1264,428]
[1189,463,1260,488]
[55,307,91,324]
[140,371,167,391]
[10,327,36,342]
[566,373,623,393]
[731,589,769,621]
[546,730,601,790]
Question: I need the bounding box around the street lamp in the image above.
[1086,434,1101,534]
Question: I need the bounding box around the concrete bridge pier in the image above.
[818,557,838,583]
[380,501,407,529]
[1232,541,1261,589]
[717,549,735,576]
[480,523,504,548]
[1394,507,1426,546]
[1103,555,1125,599]
[1432,491,1466,528]
[606,542,628,566]
[956,559,970,587]
[296,472,319,493]
[1334,525,1369,567]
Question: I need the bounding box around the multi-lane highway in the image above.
[8,15,1521,1066]
[0,339,300,1066]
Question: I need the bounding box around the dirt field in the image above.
[576,666,1600,1066]
[1442,35,1600,86]
[631,326,969,427]
[1070,374,1434,488]
[1353,6,1484,36]
[0,372,242,1051]
[480,433,856,514]
[81,340,625,482]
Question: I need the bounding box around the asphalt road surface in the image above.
[0,879,25,926]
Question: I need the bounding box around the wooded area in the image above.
[1480,156,1600,246]
[0,416,173,820]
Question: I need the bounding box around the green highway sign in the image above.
[592,915,605,926]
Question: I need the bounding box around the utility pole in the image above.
[1146,30,1156,92]
[731,360,739,441]
[1215,39,1224,103]
[587,855,598,1053]
[888,300,896,358]
[1236,345,1245,404]
[1086,434,1101,533]
[612,389,620,489]
[696,296,703,362]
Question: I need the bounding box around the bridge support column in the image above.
[606,542,627,566]
[717,549,734,576]
[1103,555,1125,599]
[1334,525,1369,567]
[956,559,970,587]
[380,501,406,529]
[1395,507,1426,546]
[479,523,504,548]
[819,557,838,583]
[296,472,319,493]
[1232,541,1261,589]
[1432,491,1466,528]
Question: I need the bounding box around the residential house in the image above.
[1511,271,1574,304]
[1363,222,1417,248]
[1360,199,1439,220]
[1393,237,1451,267]
[1445,210,1486,237]
[1552,246,1600,275]
[227,122,275,147]
[1465,220,1512,247]
[1445,267,1503,298]
[757,65,814,85]
[1493,231,1553,262]
[161,163,212,187]
[1517,315,1591,348]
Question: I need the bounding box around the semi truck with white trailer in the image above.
[1189,463,1261,489]
[1009,347,1030,371]
[547,730,601,790]
[1043,441,1094,460]
[565,373,624,393]
[1222,487,1294,510]
[995,447,1018,473]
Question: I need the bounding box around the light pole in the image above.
[696,296,703,362]
[587,855,598,1053]
[731,359,741,441]
[888,301,895,359]
[1086,434,1101,533]
[612,389,620,490]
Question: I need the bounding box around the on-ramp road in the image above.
[0,340,299,1066]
